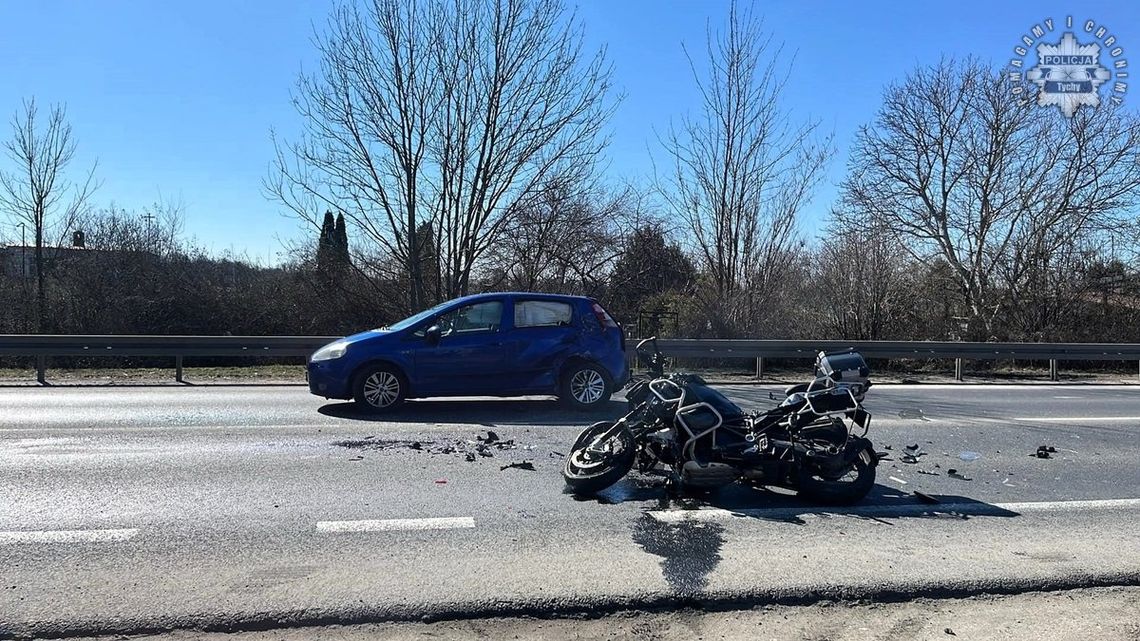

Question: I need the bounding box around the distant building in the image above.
[0,245,153,278]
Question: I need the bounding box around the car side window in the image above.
[514,300,573,328]
[435,301,503,336]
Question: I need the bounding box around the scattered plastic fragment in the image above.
[914,491,940,504]
[409,441,423,450]
[479,430,500,444]
[945,628,956,636]
[906,444,920,451]
[500,461,536,471]
[947,469,972,481]
[958,451,981,461]
[550,451,566,458]
[434,478,448,484]
[1034,445,1057,459]
[916,469,939,476]
[883,444,893,450]
[464,452,476,462]
[888,475,908,485]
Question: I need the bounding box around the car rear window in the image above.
[514,300,573,328]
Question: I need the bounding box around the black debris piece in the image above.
[479,430,501,444]
[900,453,920,464]
[1035,445,1057,459]
[409,441,423,450]
[550,451,566,458]
[883,444,893,450]
[948,469,973,481]
[945,628,956,636]
[464,452,476,462]
[914,491,940,504]
[916,469,939,476]
[906,443,920,451]
[500,460,536,471]
[947,468,956,474]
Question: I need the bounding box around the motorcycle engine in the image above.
[680,460,738,488]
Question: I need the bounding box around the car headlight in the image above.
[310,341,347,362]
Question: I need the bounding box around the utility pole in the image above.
[141,212,156,254]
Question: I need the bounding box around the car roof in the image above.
[447,292,592,305]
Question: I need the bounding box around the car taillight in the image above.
[591,302,618,329]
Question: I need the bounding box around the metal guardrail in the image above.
[0,335,339,383]
[651,338,1140,381]
[2,335,1139,383]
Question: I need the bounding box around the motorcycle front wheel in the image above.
[796,446,877,505]
[562,421,636,495]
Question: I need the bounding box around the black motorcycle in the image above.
[562,338,878,504]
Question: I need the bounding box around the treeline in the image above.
[1,195,1138,345]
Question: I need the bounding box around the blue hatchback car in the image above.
[307,292,628,411]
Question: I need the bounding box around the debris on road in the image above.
[914,491,940,504]
[883,444,893,450]
[409,441,423,450]
[1034,445,1057,459]
[945,628,956,636]
[434,478,448,484]
[906,443,920,451]
[958,451,981,461]
[888,475,908,485]
[479,430,501,444]
[500,461,536,472]
[947,469,973,481]
[464,452,476,462]
[550,451,565,458]
[916,469,939,476]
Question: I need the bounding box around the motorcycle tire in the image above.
[796,445,877,505]
[562,421,636,495]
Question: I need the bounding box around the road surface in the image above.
[1,383,1139,638]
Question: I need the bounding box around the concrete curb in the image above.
[6,571,1140,640]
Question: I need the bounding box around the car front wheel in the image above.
[353,364,406,412]
[560,362,613,410]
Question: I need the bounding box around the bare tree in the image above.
[0,99,97,332]
[840,58,1140,339]
[268,0,616,312]
[658,2,831,335]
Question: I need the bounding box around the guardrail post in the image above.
[35,355,46,384]
[175,355,184,383]
[954,358,963,382]
[1049,359,1058,382]
[755,357,764,380]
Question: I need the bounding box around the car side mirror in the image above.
[424,325,442,346]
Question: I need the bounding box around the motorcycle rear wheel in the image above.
[796,446,876,505]
[563,421,636,495]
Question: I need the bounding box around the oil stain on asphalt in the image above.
[632,512,725,594]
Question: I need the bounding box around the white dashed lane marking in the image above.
[649,498,1140,523]
[0,528,139,544]
[315,517,476,533]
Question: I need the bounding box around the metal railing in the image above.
[651,338,1140,381]
[2,335,1139,383]
[0,335,338,383]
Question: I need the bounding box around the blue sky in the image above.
[1,0,1136,263]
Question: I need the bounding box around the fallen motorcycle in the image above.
[562,338,878,504]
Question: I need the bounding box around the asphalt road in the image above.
[2,383,1139,638]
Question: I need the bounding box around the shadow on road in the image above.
[318,398,626,426]
[579,478,1021,525]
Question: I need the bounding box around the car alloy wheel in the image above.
[570,368,606,405]
[363,370,401,408]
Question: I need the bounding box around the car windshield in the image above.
[376,302,450,332]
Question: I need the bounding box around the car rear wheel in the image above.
[560,362,612,410]
[353,364,406,412]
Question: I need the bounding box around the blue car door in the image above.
[502,298,579,391]
[412,299,508,394]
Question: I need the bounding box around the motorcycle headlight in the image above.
[310,341,347,362]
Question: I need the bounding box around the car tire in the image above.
[353,364,407,412]
[559,361,613,410]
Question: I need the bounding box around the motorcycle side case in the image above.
[818,351,870,384]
